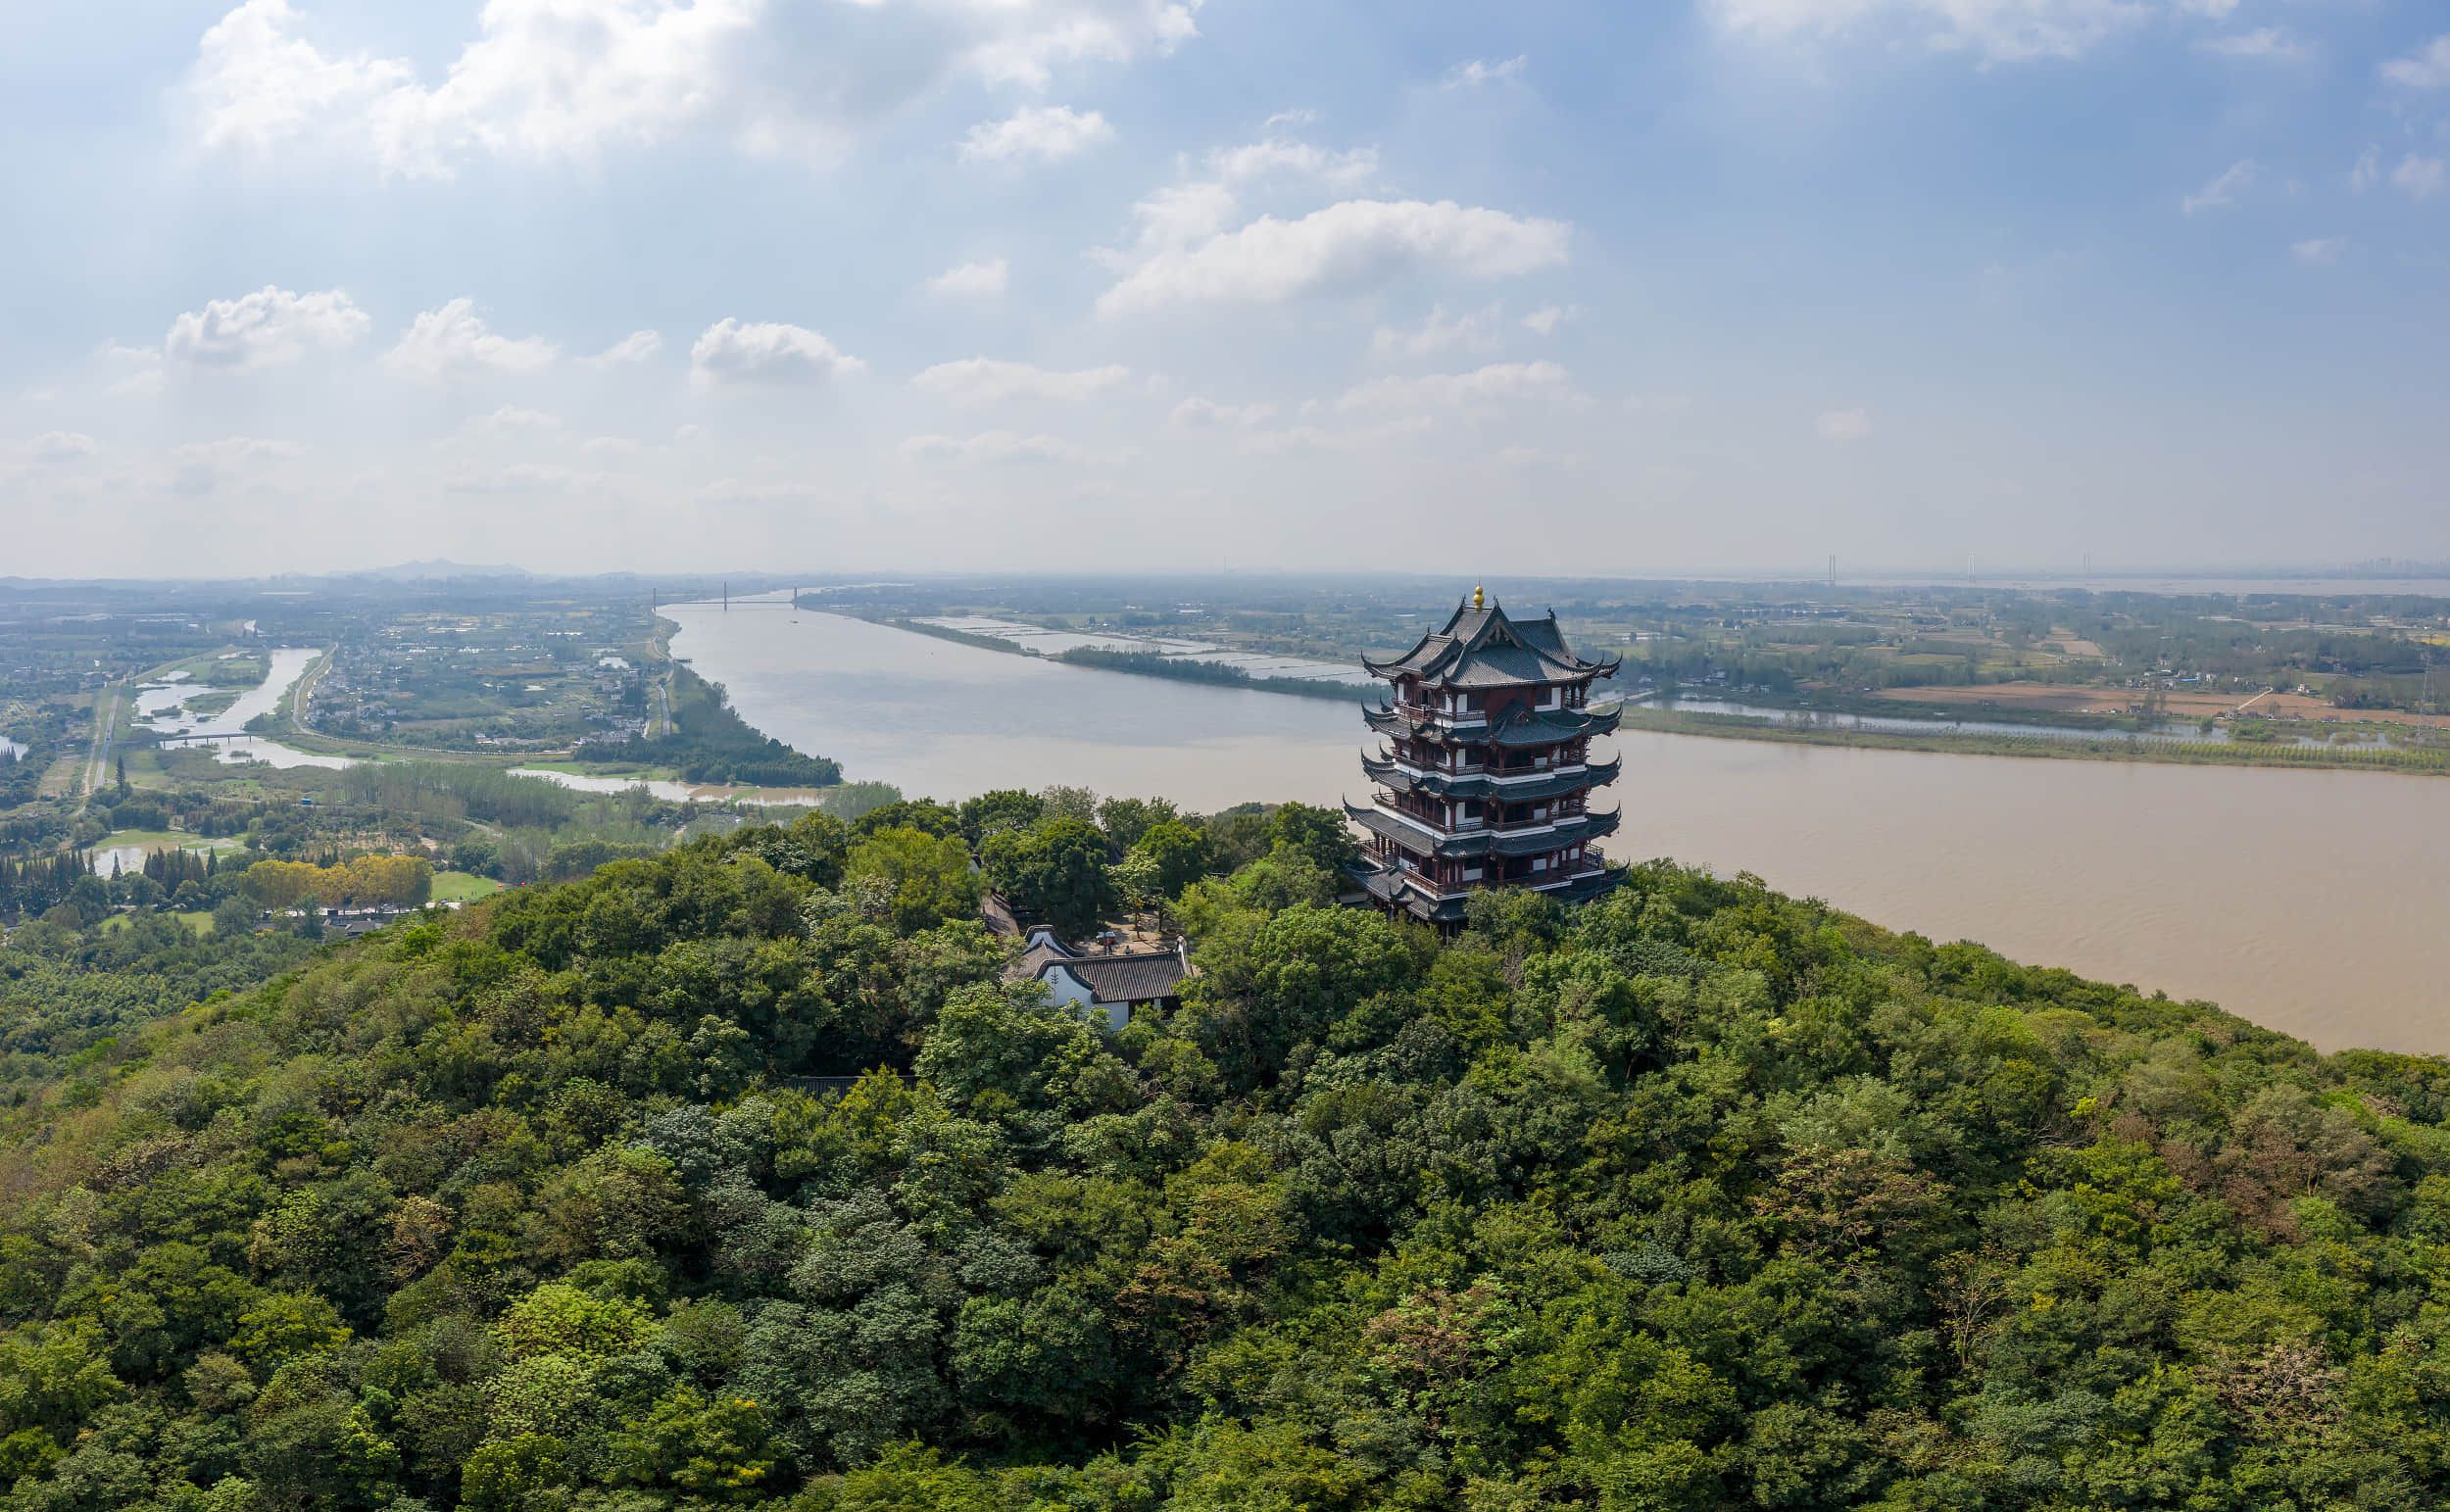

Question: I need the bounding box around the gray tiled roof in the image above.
[1363,599,1618,688]
[1344,804,1622,858]
[1055,953,1190,1004]
[1361,753,1620,802]
[1364,703,1622,747]
[1003,941,1076,985]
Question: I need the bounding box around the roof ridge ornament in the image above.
[1473,583,1485,610]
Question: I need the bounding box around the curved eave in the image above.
[1367,705,1619,748]
[1362,755,1622,803]
[1544,865,1628,905]
[1348,805,1622,859]
[1350,860,1474,923]
[1488,707,1620,747]
[1419,657,1615,691]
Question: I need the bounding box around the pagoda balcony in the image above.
[1350,854,1623,925]
[1363,752,1618,803]
[1345,802,1621,860]
[1364,703,1619,749]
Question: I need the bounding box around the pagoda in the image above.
[1348,586,1625,926]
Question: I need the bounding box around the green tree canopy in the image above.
[844,826,982,934]
[981,817,1117,941]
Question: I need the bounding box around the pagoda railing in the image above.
[1393,701,1487,726]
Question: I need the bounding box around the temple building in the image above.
[1348,587,1625,926]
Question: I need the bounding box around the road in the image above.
[78,680,122,805]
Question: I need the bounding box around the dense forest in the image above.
[5,804,2450,1510]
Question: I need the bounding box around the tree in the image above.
[957,789,1043,848]
[1110,849,1162,929]
[851,798,962,841]
[844,827,980,934]
[1037,785,1100,824]
[1267,800,1359,873]
[982,818,1117,941]
[1130,819,1212,902]
[1097,796,1179,854]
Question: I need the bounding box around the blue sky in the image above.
[3,0,2447,578]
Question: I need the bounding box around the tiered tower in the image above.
[1348,587,1625,927]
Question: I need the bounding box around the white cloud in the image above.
[444,462,612,495]
[383,299,558,382]
[188,0,1200,176]
[1101,181,1242,265]
[1372,304,1504,358]
[1099,198,1571,316]
[959,105,1113,164]
[2289,237,2345,266]
[1339,361,1580,412]
[1262,107,1319,129]
[583,330,662,367]
[2351,146,2381,193]
[2199,27,2302,61]
[1493,445,1582,470]
[8,432,101,467]
[170,436,310,494]
[912,358,1132,405]
[900,429,1130,465]
[466,405,563,435]
[1521,304,1573,335]
[2180,159,2255,215]
[1445,56,1527,87]
[580,436,644,458]
[689,318,862,385]
[172,436,309,466]
[1170,396,1277,428]
[189,0,758,177]
[2391,154,2446,201]
[1240,415,1435,454]
[1817,407,1872,442]
[926,259,1010,298]
[1207,136,1377,185]
[163,284,370,371]
[2381,34,2450,89]
[92,343,166,397]
[963,0,1200,88]
[1706,0,2164,65]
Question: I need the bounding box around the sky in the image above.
[2,0,2448,580]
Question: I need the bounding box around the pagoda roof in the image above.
[1364,702,1621,748]
[1351,860,1474,923]
[1350,856,1627,923]
[1363,598,1619,688]
[1344,803,1621,859]
[1362,752,1620,803]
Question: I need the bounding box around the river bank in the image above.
[1612,704,2450,774]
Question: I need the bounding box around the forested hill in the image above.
[7,817,2450,1511]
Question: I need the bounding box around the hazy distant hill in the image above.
[341,559,536,583]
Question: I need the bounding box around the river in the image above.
[669,605,2450,1054]
[142,648,353,769]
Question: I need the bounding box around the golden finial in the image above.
[1472,583,1486,610]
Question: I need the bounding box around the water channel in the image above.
[142,648,353,769]
[668,604,2450,1054]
